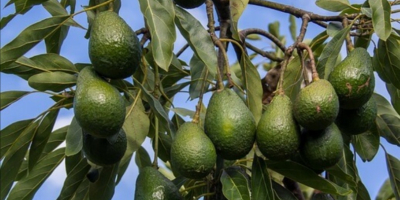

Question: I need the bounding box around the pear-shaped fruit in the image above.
[300,123,344,170]
[256,94,300,160]
[336,97,377,135]
[328,48,375,109]
[204,89,256,160]
[170,122,216,179]
[74,67,125,138]
[134,167,182,200]
[82,129,127,166]
[89,11,142,79]
[293,79,339,131]
[175,0,206,9]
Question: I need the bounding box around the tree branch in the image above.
[240,28,286,52]
[245,42,283,62]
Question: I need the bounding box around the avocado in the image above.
[300,123,344,170]
[89,11,142,79]
[256,94,300,160]
[335,97,377,135]
[73,66,126,138]
[328,48,375,109]
[293,79,339,131]
[204,89,256,160]
[174,0,206,9]
[134,167,182,200]
[170,122,216,179]
[82,129,127,166]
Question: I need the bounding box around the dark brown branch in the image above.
[245,42,283,62]
[176,43,189,57]
[240,28,286,52]
[135,27,148,35]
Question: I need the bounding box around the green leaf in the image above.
[0,91,33,111]
[153,132,172,162]
[229,0,248,40]
[28,71,77,92]
[356,181,371,200]
[58,155,91,200]
[0,15,70,69]
[65,117,83,156]
[239,53,263,123]
[317,25,351,79]
[89,165,118,200]
[71,179,90,200]
[135,146,152,172]
[376,178,395,200]
[0,121,39,199]
[0,13,16,30]
[188,54,213,100]
[221,167,251,200]
[289,15,296,41]
[272,181,297,200]
[41,125,68,158]
[29,109,60,172]
[327,22,343,37]
[316,0,351,12]
[369,0,391,41]
[0,119,34,159]
[251,156,274,200]
[376,34,400,89]
[352,124,380,162]
[266,160,352,195]
[174,6,217,77]
[282,56,303,102]
[386,153,400,199]
[139,0,175,71]
[373,93,400,146]
[7,148,65,200]
[387,83,400,115]
[268,21,280,39]
[31,53,77,73]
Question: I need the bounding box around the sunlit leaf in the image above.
[31,53,77,73]
[327,22,343,37]
[65,117,83,156]
[221,167,251,200]
[316,0,351,12]
[7,148,65,200]
[251,156,274,200]
[139,0,175,71]
[376,178,395,200]
[385,153,400,200]
[0,91,33,111]
[0,119,34,159]
[28,71,77,92]
[0,15,70,68]
[352,124,380,162]
[174,6,218,77]
[369,0,391,41]
[282,56,303,101]
[289,15,296,41]
[230,0,248,40]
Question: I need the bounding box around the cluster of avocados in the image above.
[73,10,141,166]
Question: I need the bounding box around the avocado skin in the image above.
[89,11,141,79]
[73,67,125,138]
[256,94,300,160]
[300,123,344,170]
[293,79,339,131]
[82,129,127,166]
[170,122,216,179]
[174,0,206,9]
[328,48,375,109]
[134,167,182,200]
[204,89,256,160]
[335,97,377,135]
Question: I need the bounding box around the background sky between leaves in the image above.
[1,0,399,199]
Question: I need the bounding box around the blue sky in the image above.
[1,0,399,199]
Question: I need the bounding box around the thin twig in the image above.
[240,28,286,52]
[245,42,284,62]
[176,43,190,57]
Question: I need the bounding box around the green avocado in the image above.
[293,79,339,131]
[73,66,126,138]
[89,11,142,79]
[204,89,256,160]
[174,0,206,9]
[170,122,216,179]
[328,48,375,109]
[335,97,377,135]
[300,123,344,170]
[256,94,300,160]
[82,129,127,166]
[134,167,183,200]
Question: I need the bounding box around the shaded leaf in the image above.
[71,179,90,200]
[0,119,34,159]
[221,167,251,200]
[376,34,400,89]
[139,0,175,71]
[153,132,172,162]
[376,178,395,200]
[386,83,400,115]
[0,121,39,199]
[356,181,371,200]
[272,181,296,200]
[317,25,351,79]
[374,93,400,146]
[0,13,16,30]
[89,165,118,200]
[289,15,296,41]
[316,0,351,12]
[0,15,70,68]
[386,153,400,199]
[352,124,380,161]
[65,117,83,156]
[29,109,60,171]
[251,156,274,200]
[0,91,33,111]
[369,0,391,41]
[327,22,343,37]
[229,0,248,40]
[135,146,152,172]
[266,160,352,195]
[28,71,77,92]
[174,6,217,77]
[7,148,65,200]
[283,56,303,102]
[189,54,213,100]
[7,0,48,13]
[42,125,68,158]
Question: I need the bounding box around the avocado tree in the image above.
[1,0,400,199]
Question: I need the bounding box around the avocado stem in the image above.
[192,68,209,124]
[298,43,319,81]
[152,117,159,169]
